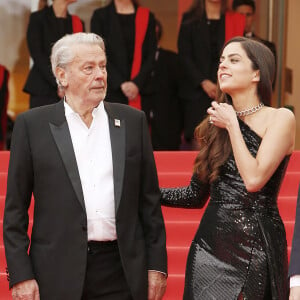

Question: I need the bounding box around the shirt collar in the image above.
[64,98,105,119]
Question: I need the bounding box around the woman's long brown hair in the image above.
[193,37,275,183]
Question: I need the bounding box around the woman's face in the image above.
[218,42,259,94]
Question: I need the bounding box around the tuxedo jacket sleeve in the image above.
[289,184,300,277]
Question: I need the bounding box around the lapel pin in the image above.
[114,119,121,127]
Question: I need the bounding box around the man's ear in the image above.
[56,67,68,87]
[252,70,260,83]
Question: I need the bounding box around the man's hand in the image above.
[148,271,167,300]
[11,279,40,300]
[290,286,300,300]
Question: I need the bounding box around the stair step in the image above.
[0,273,11,300]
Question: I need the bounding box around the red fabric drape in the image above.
[225,12,246,43]
[72,15,83,33]
[129,7,150,110]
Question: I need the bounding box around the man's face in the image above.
[60,44,107,106]
[235,5,255,34]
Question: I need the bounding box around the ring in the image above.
[209,116,214,124]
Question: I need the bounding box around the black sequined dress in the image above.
[161,120,290,300]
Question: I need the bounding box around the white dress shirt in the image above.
[64,100,116,241]
[290,275,300,287]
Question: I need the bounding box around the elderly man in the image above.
[3,32,167,300]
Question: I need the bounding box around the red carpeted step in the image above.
[163,274,185,300]
[162,207,205,222]
[279,172,300,197]
[0,247,6,276]
[287,152,300,172]
[165,221,198,247]
[278,196,297,221]
[0,195,4,216]
[154,151,197,173]
[0,173,7,196]
[158,172,192,187]
[167,246,189,274]
[285,221,295,247]
[0,273,11,300]
[0,151,9,173]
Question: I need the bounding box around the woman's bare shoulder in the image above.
[270,106,295,125]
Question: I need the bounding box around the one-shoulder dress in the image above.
[161,120,290,300]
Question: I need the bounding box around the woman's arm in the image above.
[161,173,210,208]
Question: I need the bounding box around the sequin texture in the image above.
[161,119,289,300]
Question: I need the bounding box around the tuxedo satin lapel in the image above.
[105,104,126,213]
[49,114,85,211]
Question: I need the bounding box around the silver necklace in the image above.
[235,102,264,117]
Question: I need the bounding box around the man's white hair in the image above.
[50,32,106,86]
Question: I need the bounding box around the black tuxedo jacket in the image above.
[289,184,300,278]
[91,2,156,104]
[23,6,84,101]
[3,100,167,300]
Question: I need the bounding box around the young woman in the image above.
[161,37,295,299]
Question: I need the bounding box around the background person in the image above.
[142,18,183,150]
[177,0,245,147]
[161,37,295,299]
[23,0,84,109]
[4,32,167,300]
[90,0,156,111]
